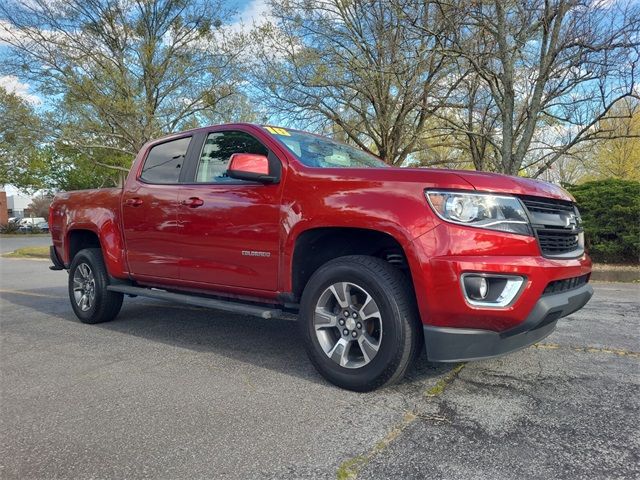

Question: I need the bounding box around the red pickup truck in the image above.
[49,123,593,391]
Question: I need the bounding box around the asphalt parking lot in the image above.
[1,236,638,479]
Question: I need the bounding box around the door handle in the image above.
[181,197,204,208]
[125,197,143,207]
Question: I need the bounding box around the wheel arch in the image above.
[289,226,416,302]
[67,228,101,263]
[64,226,127,279]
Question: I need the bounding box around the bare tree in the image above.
[28,194,54,217]
[0,0,247,171]
[538,153,588,185]
[433,67,502,171]
[431,0,640,176]
[251,0,457,166]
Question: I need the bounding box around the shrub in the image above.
[0,222,21,234]
[568,179,640,264]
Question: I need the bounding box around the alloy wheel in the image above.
[72,263,96,312]
[314,282,383,369]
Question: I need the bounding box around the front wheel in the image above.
[299,255,421,391]
[68,248,123,324]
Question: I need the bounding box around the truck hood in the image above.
[302,165,575,202]
[449,170,574,202]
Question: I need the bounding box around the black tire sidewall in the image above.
[68,248,116,323]
[300,259,411,390]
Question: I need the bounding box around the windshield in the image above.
[262,126,388,168]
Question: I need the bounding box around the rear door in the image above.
[176,128,283,291]
[122,135,194,280]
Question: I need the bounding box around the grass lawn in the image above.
[0,234,50,238]
[2,246,50,259]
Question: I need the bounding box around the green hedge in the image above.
[567,179,640,264]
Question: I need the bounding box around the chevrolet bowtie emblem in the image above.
[564,213,577,230]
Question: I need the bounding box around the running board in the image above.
[107,285,282,319]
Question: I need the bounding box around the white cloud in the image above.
[228,0,272,33]
[0,19,18,45]
[0,75,41,104]
[242,0,271,21]
[589,0,618,8]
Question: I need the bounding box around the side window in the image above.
[140,137,191,184]
[196,131,269,183]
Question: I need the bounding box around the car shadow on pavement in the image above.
[1,286,455,390]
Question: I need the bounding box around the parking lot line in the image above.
[0,289,62,299]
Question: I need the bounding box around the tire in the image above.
[299,255,422,392]
[68,248,123,324]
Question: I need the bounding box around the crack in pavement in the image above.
[534,342,640,358]
[334,337,639,479]
[335,363,466,480]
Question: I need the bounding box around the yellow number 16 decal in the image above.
[265,126,291,136]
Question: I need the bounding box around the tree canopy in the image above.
[1,0,638,191]
[1,0,249,174]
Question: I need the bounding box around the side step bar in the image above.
[107,285,282,319]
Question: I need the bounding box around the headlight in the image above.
[425,190,531,235]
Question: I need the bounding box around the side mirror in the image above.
[227,153,277,184]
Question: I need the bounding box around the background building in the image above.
[6,192,32,219]
[0,191,8,224]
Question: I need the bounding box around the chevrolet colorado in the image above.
[49,123,593,391]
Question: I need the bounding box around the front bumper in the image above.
[407,223,593,332]
[424,283,593,362]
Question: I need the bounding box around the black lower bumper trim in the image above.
[424,283,594,362]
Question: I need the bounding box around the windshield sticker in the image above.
[264,126,291,136]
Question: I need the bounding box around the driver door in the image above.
[176,129,282,291]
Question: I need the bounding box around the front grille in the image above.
[521,197,575,214]
[543,274,589,295]
[520,196,583,258]
[537,228,580,254]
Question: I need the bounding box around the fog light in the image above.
[463,276,489,300]
[480,278,488,298]
[461,274,525,308]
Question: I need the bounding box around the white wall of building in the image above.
[7,193,32,217]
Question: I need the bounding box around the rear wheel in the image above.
[299,255,421,391]
[68,248,123,324]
